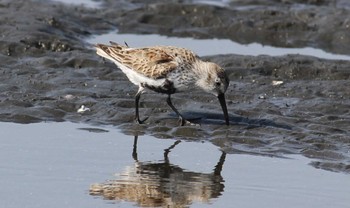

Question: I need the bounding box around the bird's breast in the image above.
[167,67,197,91]
[141,79,176,94]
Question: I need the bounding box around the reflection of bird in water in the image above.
[90,136,226,207]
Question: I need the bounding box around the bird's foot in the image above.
[178,117,198,126]
[135,116,149,124]
[178,117,186,126]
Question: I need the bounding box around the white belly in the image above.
[116,61,165,87]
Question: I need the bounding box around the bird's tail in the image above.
[95,44,117,63]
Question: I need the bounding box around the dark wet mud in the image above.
[1,0,350,173]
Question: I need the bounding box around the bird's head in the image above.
[196,62,230,125]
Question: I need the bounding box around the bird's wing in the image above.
[154,46,198,63]
[95,43,198,79]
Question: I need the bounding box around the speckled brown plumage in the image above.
[96,43,198,79]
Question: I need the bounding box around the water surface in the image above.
[51,0,100,8]
[87,31,350,60]
[0,122,349,208]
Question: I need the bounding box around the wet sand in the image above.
[0,0,350,173]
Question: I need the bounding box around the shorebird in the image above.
[95,42,230,125]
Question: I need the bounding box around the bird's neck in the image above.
[193,60,212,91]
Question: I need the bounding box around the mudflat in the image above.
[0,0,349,173]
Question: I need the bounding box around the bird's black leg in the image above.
[135,90,148,124]
[214,151,226,176]
[166,94,186,126]
[164,140,181,163]
[132,135,138,161]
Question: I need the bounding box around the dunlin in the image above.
[95,42,229,125]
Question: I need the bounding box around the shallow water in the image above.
[0,122,349,208]
[87,30,350,60]
[51,0,101,8]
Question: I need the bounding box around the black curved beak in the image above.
[217,93,229,125]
